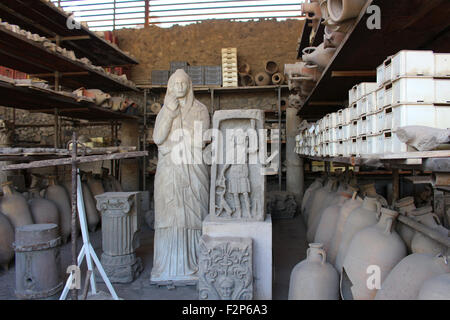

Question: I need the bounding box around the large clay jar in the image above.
[324,31,346,49]
[320,0,329,20]
[360,182,388,208]
[81,178,100,233]
[335,196,381,272]
[393,197,416,252]
[288,243,339,300]
[0,181,33,229]
[301,2,322,21]
[418,273,450,300]
[341,208,407,300]
[86,172,105,198]
[28,188,60,226]
[307,178,339,242]
[327,0,367,22]
[45,176,73,243]
[302,43,336,71]
[410,207,449,256]
[375,253,450,300]
[301,176,325,223]
[314,191,353,254]
[328,192,363,266]
[0,212,14,270]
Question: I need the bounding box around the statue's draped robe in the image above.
[151,80,210,282]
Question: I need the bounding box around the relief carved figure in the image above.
[199,235,253,300]
[151,69,210,284]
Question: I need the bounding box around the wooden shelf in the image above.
[0,0,138,67]
[0,80,139,121]
[297,0,450,120]
[0,23,138,92]
[139,84,289,94]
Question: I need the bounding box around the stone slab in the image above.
[202,214,272,300]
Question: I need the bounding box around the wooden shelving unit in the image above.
[297,0,450,121]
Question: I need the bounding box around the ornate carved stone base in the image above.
[95,253,143,284]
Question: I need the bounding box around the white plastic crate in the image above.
[357,136,368,156]
[357,96,368,117]
[376,110,385,133]
[391,50,435,79]
[330,127,339,142]
[322,143,329,157]
[328,142,338,157]
[330,112,339,128]
[350,119,358,138]
[350,138,358,156]
[367,134,378,155]
[376,87,386,111]
[319,118,325,132]
[391,77,450,104]
[342,139,350,157]
[376,64,385,88]
[336,125,343,141]
[337,109,344,126]
[356,82,378,100]
[323,114,331,129]
[377,56,393,87]
[366,113,378,135]
[350,103,358,120]
[343,108,351,124]
[366,91,377,114]
[384,103,450,132]
[342,124,351,140]
[357,115,368,136]
[348,86,358,105]
[337,140,344,156]
[435,53,450,77]
[383,131,415,153]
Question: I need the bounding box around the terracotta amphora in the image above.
[0,181,33,229]
[375,253,450,300]
[28,174,60,227]
[341,208,407,300]
[394,197,416,252]
[328,192,363,266]
[335,196,381,272]
[45,176,73,243]
[0,212,14,270]
[302,43,336,71]
[410,206,449,256]
[314,191,353,254]
[327,0,368,22]
[288,243,339,300]
[301,177,325,223]
[418,273,450,300]
[81,175,100,232]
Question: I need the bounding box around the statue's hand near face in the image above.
[165,93,180,113]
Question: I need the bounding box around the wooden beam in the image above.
[29,72,90,78]
[3,151,148,170]
[48,35,91,42]
[28,108,89,113]
[331,71,377,77]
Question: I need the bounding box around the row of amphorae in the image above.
[0,171,122,271]
[289,173,450,300]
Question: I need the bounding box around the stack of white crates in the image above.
[295,50,450,157]
[221,48,238,87]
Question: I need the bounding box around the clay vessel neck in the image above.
[2,183,13,195]
[362,197,379,211]
[377,209,398,234]
[48,177,57,186]
[307,243,326,264]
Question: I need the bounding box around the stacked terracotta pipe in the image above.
[238,61,285,87]
[285,0,369,109]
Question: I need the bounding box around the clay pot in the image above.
[240,74,255,87]
[301,2,322,20]
[28,188,60,226]
[341,208,407,300]
[45,176,73,243]
[323,17,356,33]
[0,212,14,270]
[375,253,450,300]
[150,102,162,114]
[327,0,367,22]
[360,182,388,207]
[328,192,363,265]
[324,31,346,49]
[314,191,353,254]
[288,243,339,300]
[393,197,416,252]
[84,89,111,105]
[302,43,336,71]
[418,273,450,300]
[410,207,449,256]
[255,72,271,86]
[81,181,100,232]
[271,73,285,85]
[302,177,325,223]
[320,0,329,20]
[238,63,251,75]
[307,178,339,241]
[0,181,33,229]
[335,196,381,272]
[264,61,279,75]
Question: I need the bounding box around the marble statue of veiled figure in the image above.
[150,69,210,284]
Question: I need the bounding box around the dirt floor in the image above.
[0,214,307,300]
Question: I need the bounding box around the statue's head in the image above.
[167,69,192,99]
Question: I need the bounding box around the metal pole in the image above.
[145,0,150,27]
[143,89,147,191]
[113,0,116,31]
[70,132,78,300]
[392,168,400,205]
[54,108,59,148]
[277,86,282,191]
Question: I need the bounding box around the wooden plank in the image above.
[331,71,377,77]
[2,151,148,170]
